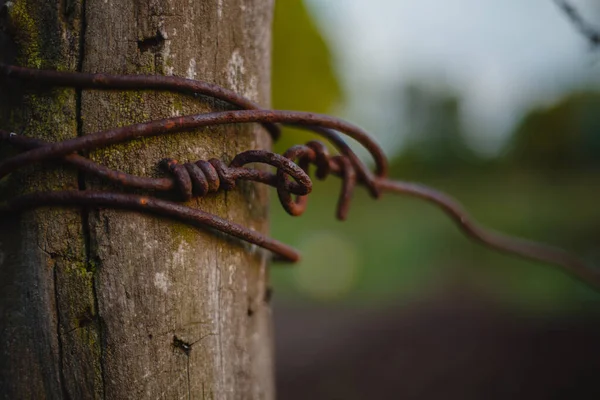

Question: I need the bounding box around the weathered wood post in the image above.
[0,0,275,398]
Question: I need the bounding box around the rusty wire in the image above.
[1,63,599,290]
[554,0,600,47]
[0,63,382,197]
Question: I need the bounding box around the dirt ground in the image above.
[274,293,600,399]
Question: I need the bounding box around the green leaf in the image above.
[272,0,342,151]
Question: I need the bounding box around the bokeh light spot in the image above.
[293,231,360,301]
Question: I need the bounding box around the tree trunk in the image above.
[0,0,275,398]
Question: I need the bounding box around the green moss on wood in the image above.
[173,97,184,114]
[8,0,42,67]
[168,222,197,249]
[27,89,76,139]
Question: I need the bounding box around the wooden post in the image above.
[0,0,275,398]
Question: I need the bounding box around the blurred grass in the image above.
[269,0,600,313]
[270,169,600,312]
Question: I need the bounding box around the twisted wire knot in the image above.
[162,140,357,220]
[2,64,595,288]
[276,140,357,220]
[163,158,235,199]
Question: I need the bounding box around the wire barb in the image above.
[555,0,600,47]
[1,64,598,290]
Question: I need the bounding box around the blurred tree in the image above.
[272,0,342,151]
[391,83,477,175]
[507,91,600,169]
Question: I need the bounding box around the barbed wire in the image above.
[1,63,599,290]
[555,0,600,47]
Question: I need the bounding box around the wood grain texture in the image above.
[0,1,87,399]
[0,0,275,398]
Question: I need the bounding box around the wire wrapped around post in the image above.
[1,63,599,290]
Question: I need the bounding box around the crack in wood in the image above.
[74,1,107,398]
[53,260,72,400]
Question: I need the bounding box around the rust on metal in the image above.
[1,63,599,290]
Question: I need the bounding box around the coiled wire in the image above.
[1,63,599,290]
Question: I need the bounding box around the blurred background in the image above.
[269,0,600,398]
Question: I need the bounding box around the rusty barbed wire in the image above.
[1,63,599,290]
[0,63,381,198]
[554,0,600,47]
[1,131,313,199]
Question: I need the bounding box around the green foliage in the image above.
[272,0,342,150]
[271,171,600,310]
[270,5,599,309]
[507,91,600,169]
[390,83,480,176]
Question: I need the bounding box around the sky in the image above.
[306,0,600,156]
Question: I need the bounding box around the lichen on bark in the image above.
[1,0,275,398]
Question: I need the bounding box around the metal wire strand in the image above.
[0,65,598,290]
[1,131,351,219]
[0,110,388,185]
[0,62,281,141]
[375,179,600,289]
[3,131,597,288]
[0,190,301,263]
[0,63,381,197]
[0,130,309,196]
